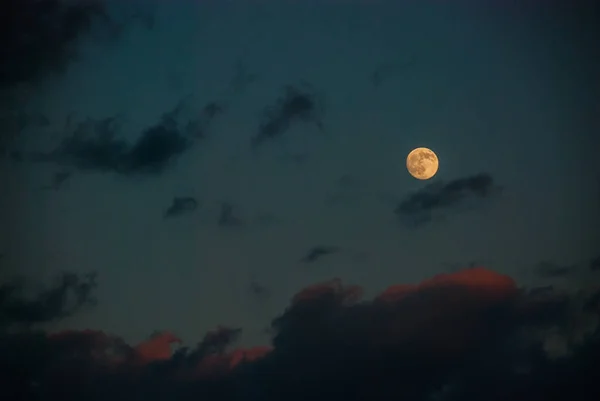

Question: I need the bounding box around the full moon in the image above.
[406,147,439,180]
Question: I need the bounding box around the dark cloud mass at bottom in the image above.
[1,267,599,401]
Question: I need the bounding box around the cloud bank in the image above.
[1,267,599,401]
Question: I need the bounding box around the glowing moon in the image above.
[406,147,439,180]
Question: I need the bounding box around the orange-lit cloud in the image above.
[134,331,182,363]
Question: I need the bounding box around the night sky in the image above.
[1,1,599,400]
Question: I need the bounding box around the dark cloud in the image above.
[0,271,97,331]
[27,99,222,177]
[163,197,199,219]
[218,202,244,227]
[121,121,190,175]
[395,173,502,227]
[2,266,599,400]
[300,246,339,263]
[0,0,158,93]
[251,83,324,148]
[0,0,111,89]
[35,115,130,172]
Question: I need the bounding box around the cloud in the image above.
[0,271,97,331]
[163,197,199,219]
[395,173,502,227]
[0,0,158,92]
[0,0,110,89]
[299,246,339,263]
[251,83,324,148]
[27,98,222,177]
[2,267,600,400]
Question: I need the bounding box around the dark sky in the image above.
[0,1,599,400]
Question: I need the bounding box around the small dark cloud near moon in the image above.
[395,172,501,228]
[163,197,199,219]
[300,246,339,264]
[251,82,324,148]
